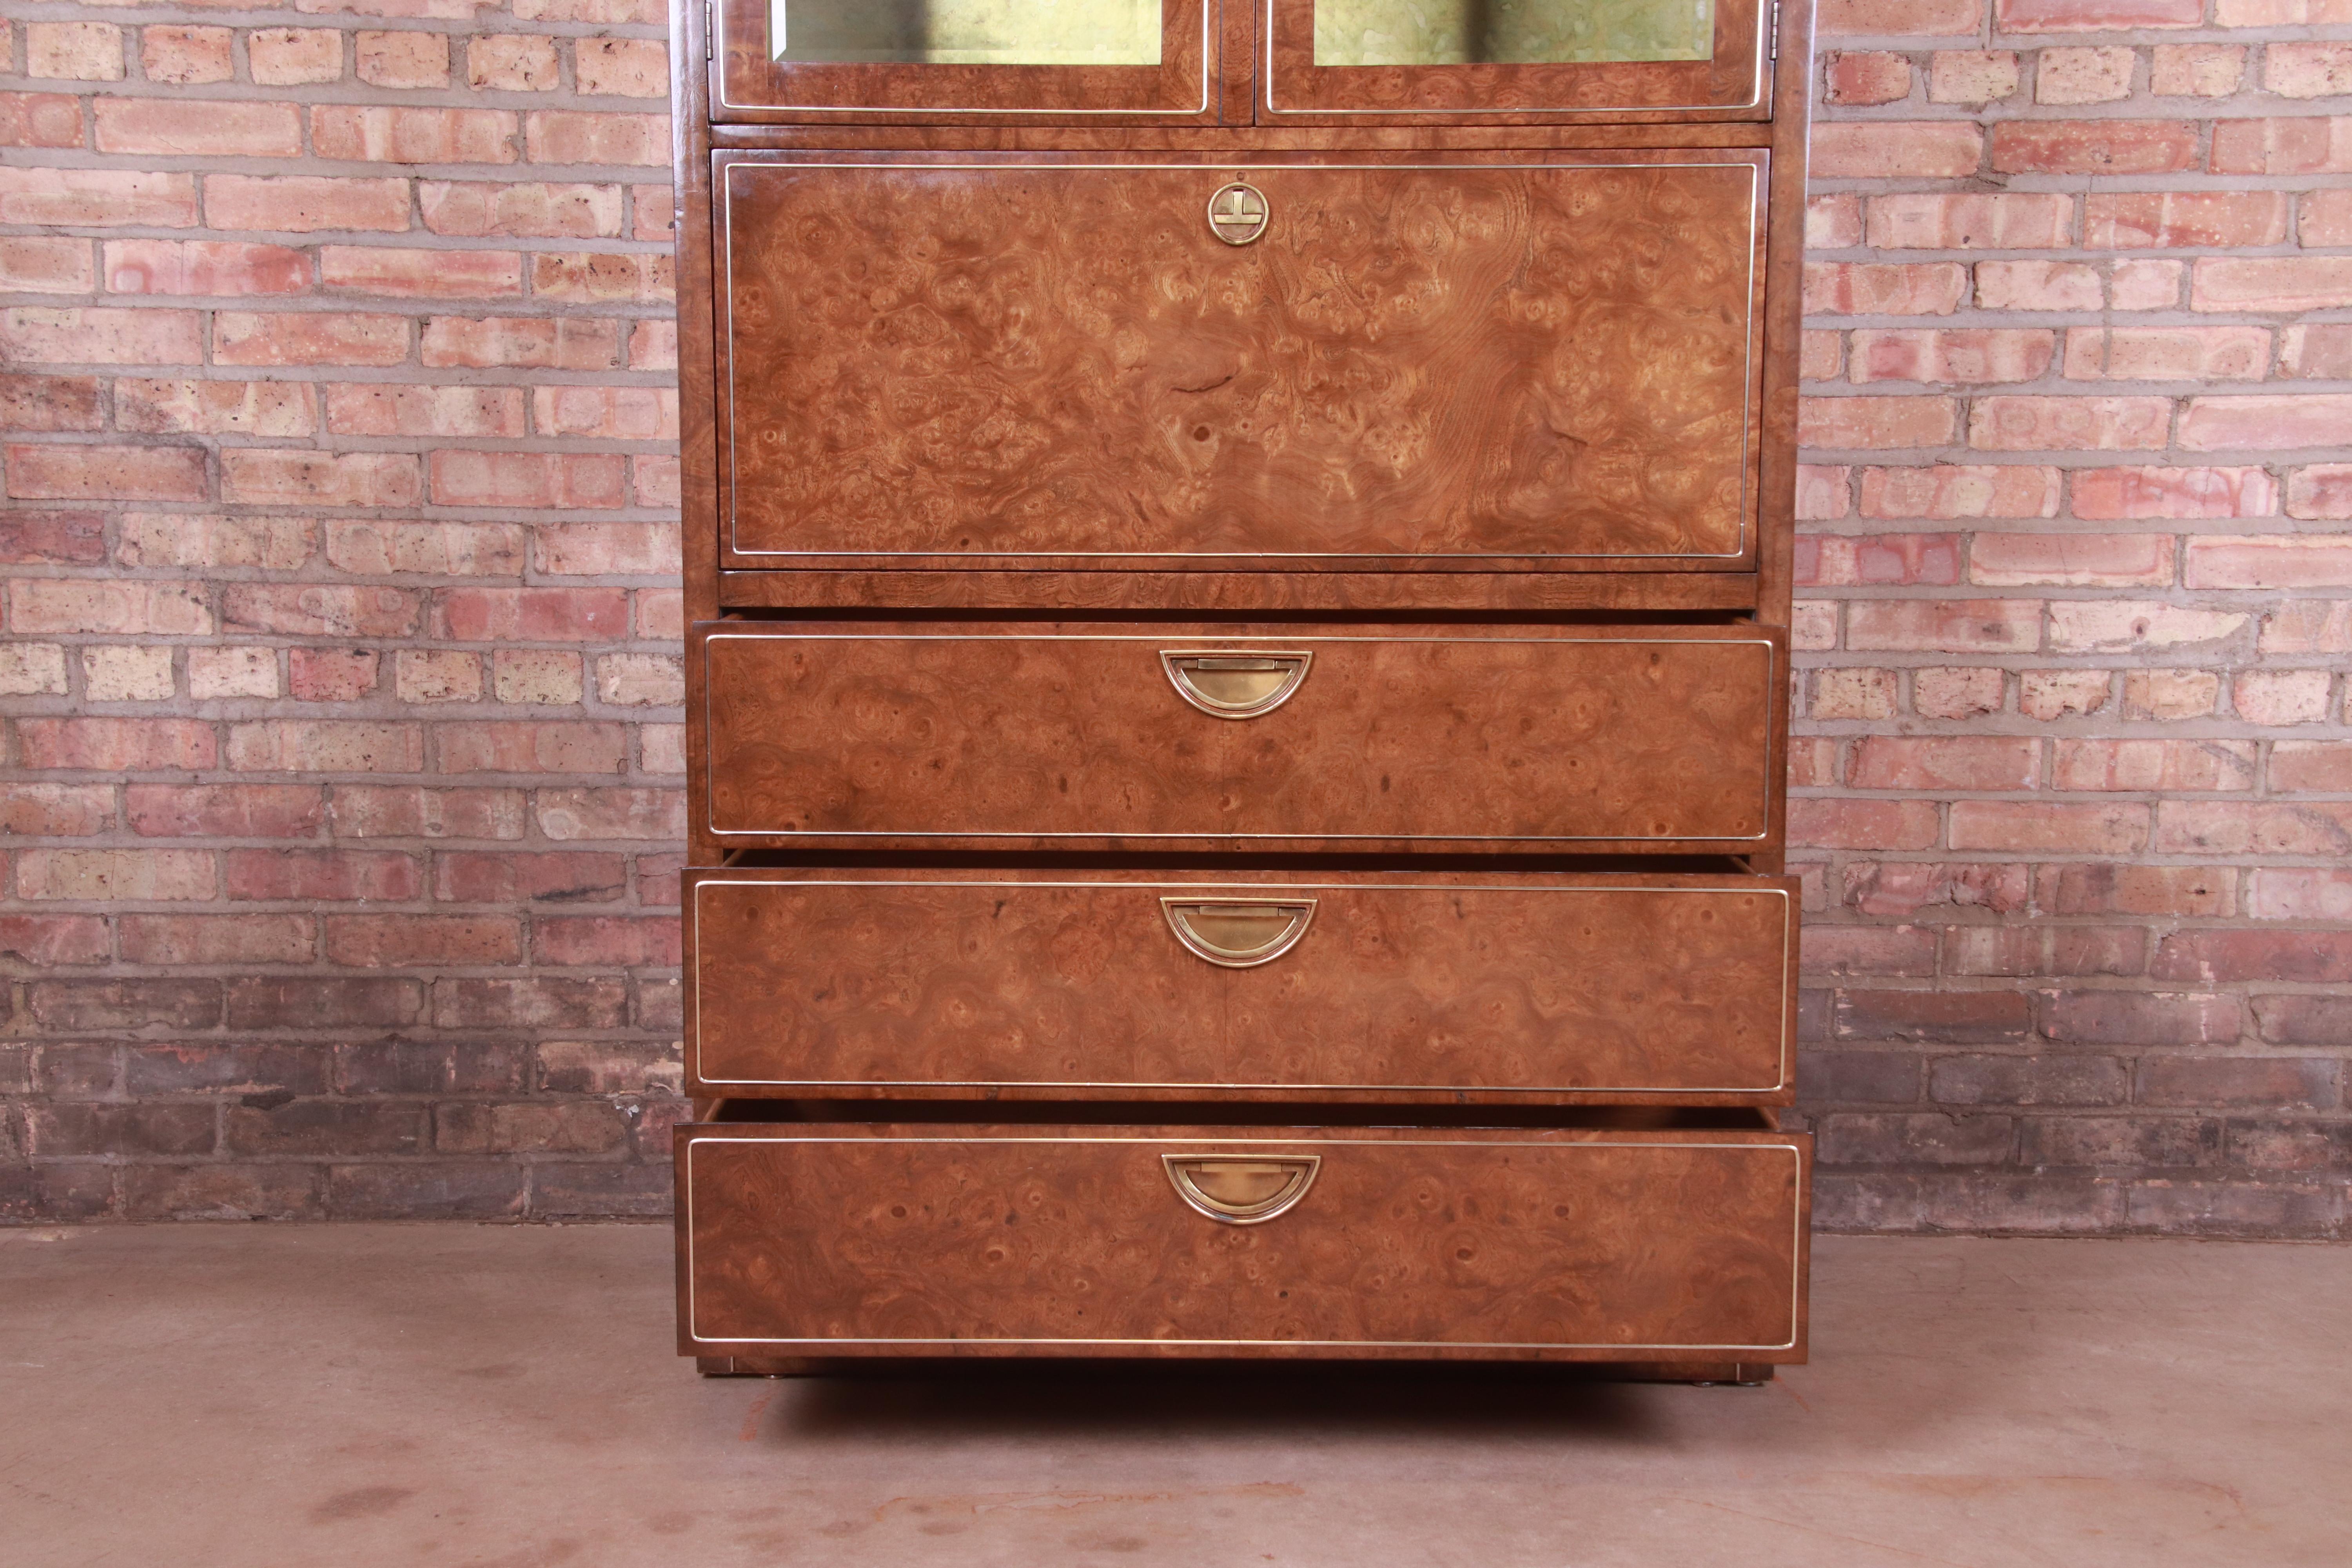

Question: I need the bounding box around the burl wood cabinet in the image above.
[671,0,1813,1379]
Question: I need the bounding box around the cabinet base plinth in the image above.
[697,1355,1777,1385]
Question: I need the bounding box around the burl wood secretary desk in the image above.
[671,0,1813,1381]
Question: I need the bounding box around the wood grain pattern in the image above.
[686,869,1796,1099]
[716,568,1760,611]
[714,0,1223,123]
[1263,0,1769,122]
[718,152,1764,571]
[677,1123,1808,1356]
[699,623,1780,850]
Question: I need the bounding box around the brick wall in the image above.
[4,2,2349,1233]
[1798,0,2352,1236]
[0,0,685,1220]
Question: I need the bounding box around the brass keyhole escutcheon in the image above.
[1207,181,1268,245]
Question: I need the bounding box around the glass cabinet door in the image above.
[1264,0,1771,119]
[713,0,1221,120]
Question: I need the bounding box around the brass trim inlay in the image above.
[1160,896,1317,967]
[1162,1153,1320,1223]
[1207,180,1269,244]
[1160,648,1310,717]
[683,1135,1808,1352]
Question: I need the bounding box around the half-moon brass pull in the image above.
[1162,1155,1320,1225]
[1160,650,1312,719]
[1160,897,1316,968]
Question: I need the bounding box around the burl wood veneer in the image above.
[686,869,1797,1100]
[678,1123,1808,1358]
[719,152,1765,571]
[700,623,1782,850]
[671,0,1817,1377]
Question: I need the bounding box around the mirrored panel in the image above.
[770,0,1163,65]
[1313,0,1714,66]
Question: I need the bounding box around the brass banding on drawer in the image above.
[678,1125,1811,1358]
[685,869,1797,1101]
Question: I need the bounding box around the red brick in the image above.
[574,37,668,97]
[2047,602,2249,652]
[1949,927,2145,979]
[203,176,412,235]
[1800,396,1958,449]
[2083,192,2287,250]
[2184,536,2352,590]
[1820,0,1982,29]
[1797,262,1966,317]
[533,521,679,576]
[433,851,625,904]
[528,250,674,303]
[1801,332,1842,382]
[2052,739,2258,793]
[0,783,115,835]
[325,915,520,967]
[2270,742,2352,793]
[0,915,112,965]
[2152,42,2244,96]
[2070,466,2276,520]
[0,169,196,228]
[1788,799,1942,851]
[630,187,675,243]
[141,25,234,84]
[219,450,420,508]
[632,456,680,509]
[2253,999,2352,1050]
[1798,534,1962,587]
[469,34,560,91]
[287,647,381,702]
[2035,44,2134,103]
[1973,260,2102,312]
[103,240,309,296]
[2303,191,2352,247]
[1847,599,2041,652]
[1851,737,2040,791]
[1864,194,2070,251]
[430,977,628,1030]
[435,723,628,775]
[1996,0,2201,27]
[327,786,526,840]
[1971,397,2172,452]
[2281,325,2352,381]
[1849,330,2053,386]
[1826,51,1913,105]
[1799,926,1942,979]
[531,387,678,441]
[2062,327,2269,384]
[427,451,628,508]
[127,785,323,839]
[114,377,315,437]
[1795,465,1850,519]
[214,310,410,367]
[1992,121,2196,176]
[634,590,683,641]
[94,99,301,157]
[248,27,343,84]
[1949,802,2149,853]
[1970,532,2175,587]
[0,510,106,565]
[524,111,668,165]
[420,315,619,370]
[4,444,206,502]
[1811,123,1983,179]
[28,1105,216,1160]
[324,520,527,576]
[324,384,528,439]
[2266,40,2352,98]
[1846,863,2030,919]
[0,374,102,432]
[120,914,314,965]
[9,579,212,636]
[1807,194,1864,249]
[118,513,314,571]
[2135,1056,2329,1107]
[530,787,686,841]
[1858,465,2059,520]
[312,105,518,163]
[224,976,420,1030]
[1930,50,2022,103]
[356,29,450,88]
[533,916,679,966]
[17,847,216,901]
[224,849,419,903]
[2180,396,2352,453]
[419,181,622,238]
[321,246,524,299]
[224,721,424,774]
[431,587,628,642]
[2211,118,2352,176]
[1837,992,2034,1045]
[2192,259,2352,317]
[0,237,95,294]
[0,305,204,365]
[0,92,85,148]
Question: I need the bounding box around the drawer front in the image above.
[718,152,1764,572]
[679,1126,1809,1357]
[688,871,1796,1099]
[699,624,1780,850]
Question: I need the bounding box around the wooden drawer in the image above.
[685,869,1797,1102]
[716,151,1766,573]
[697,622,1783,853]
[677,1121,1810,1361]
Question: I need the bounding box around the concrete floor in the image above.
[1,1228,2345,1568]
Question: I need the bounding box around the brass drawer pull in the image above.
[1160,650,1312,719]
[1162,1155,1320,1225]
[1160,897,1316,968]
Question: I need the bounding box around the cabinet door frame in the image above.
[712,148,1771,576]
[710,0,1238,124]
[1258,0,1775,123]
